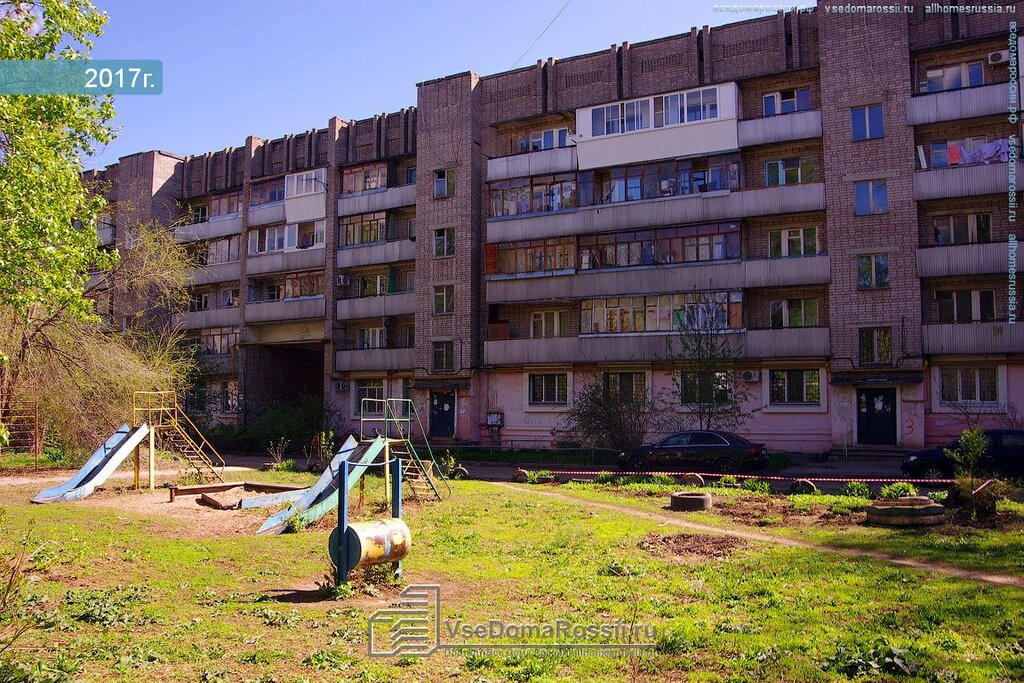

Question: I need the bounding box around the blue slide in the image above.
[255,434,387,535]
[32,424,150,504]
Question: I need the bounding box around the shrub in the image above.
[595,471,617,484]
[718,475,738,487]
[741,478,773,495]
[928,490,948,504]
[536,469,553,477]
[878,482,919,500]
[840,481,872,499]
[273,458,298,472]
[523,470,539,485]
[946,476,1015,519]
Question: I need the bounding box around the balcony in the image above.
[337,239,416,268]
[487,146,578,182]
[197,352,236,376]
[336,291,416,320]
[923,322,1024,355]
[335,347,415,373]
[917,242,1020,278]
[907,83,1012,125]
[336,184,416,216]
[190,261,240,286]
[174,213,242,242]
[248,201,286,227]
[97,224,115,247]
[285,193,326,223]
[486,184,826,243]
[485,255,830,303]
[744,327,830,358]
[737,110,822,147]
[246,247,325,275]
[913,162,1020,201]
[173,307,240,330]
[246,296,325,324]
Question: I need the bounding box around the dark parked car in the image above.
[618,431,768,473]
[901,429,1024,480]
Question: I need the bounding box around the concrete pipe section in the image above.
[669,491,713,512]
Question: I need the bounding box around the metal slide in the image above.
[32,424,150,504]
[255,434,387,535]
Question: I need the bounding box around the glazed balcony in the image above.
[246,247,325,276]
[336,184,416,216]
[173,307,240,330]
[917,242,1020,278]
[334,347,415,373]
[907,82,1012,125]
[174,213,242,242]
[737,110,822,147]
[913,161,1020,201]
[336,291,416,320]
[923,322,1024,355]
[246,296,325,324]
[486,146,578,182]
[247,201,285,227]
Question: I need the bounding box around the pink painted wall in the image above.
[923,363,1024,447]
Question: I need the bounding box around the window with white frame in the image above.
[248,224,291,254]
[769,369,820,404]
[530,310,568,339]
[940,367,998,404]
[858,327,892,365]
[769,227,819,257]
[680,370,731,405]
[851,105,884,141]
[434,169,455,198]
[285,168,326,197]
[603,372,646,403]
[770,298,819,328]
[433,285,454,314]
[590,86,720,138]
[355,378,386,414]
[936,290,995,323]
[432,341,454,371]
[763,87,811,116]
[528,373,568,405]
[357,327,385,349]
[529,127,570,151]
[765,157,815,186]
[857,254,890,289]
[924,62,984,93]
[296,220,325,249]
[934,214,991,245]
[206,236,239,265]
[433,227,455,257]
[854,180,888,215]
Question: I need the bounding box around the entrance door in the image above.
[429,391,455,438]
[856,388,897,445]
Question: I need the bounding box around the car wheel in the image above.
[713,458,738,474]
[628,456,648,472]
[922,466,946,480]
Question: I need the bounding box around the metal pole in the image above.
[336,460,349,586]
[148,426,155,490]
[134,444,140,490]
[390,455,402,578]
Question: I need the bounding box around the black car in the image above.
[618,430,768,473]
[901,429,1024,480]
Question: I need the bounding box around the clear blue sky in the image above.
[86,0,776,170]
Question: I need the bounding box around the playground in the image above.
[0,393,1022,681]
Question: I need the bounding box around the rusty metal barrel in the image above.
[329,518,411,572]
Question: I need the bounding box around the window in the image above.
[251,178,285,205]
[404,165,417,185]
[216,288,239,309]
[355,379,385,412]
[249,281,284,303]
[209,191,242,217]
[765,157,815,186]
[940,367,998,403]
[859,327,892,365]
[770,298,819,328]
[923,136,989,169]
[198,327,238,355]
[188,291,210,312]
[530,311,568,339]
[857,254,890,289]
[580,292,743,334]
[433,285,454,314]
[248,224,293,254]
[591,86,719,138]
[577,154,740,208]
[432,341,454,371]
[854,180,888,215]
[851,105,884,141]
[284,271,324,299]
[188,203,209,224]
[489,173,577,216]
[296,220,325,249]
[205,236,239,265]
[934,214,991,245]
[433,227,455,257]
[342,163,387,194]
[494,237,576,275]
[604,372,646,403]
[529,127,570,151]
[285,168,326,197]
[769,369,820,404]
[578,223,740,270]
[217,380,238,413]
[680,371,730,405]
[768,227,819,257]
[936,290,996,323]
[357,327,385,349]
[763,87,812,116]
[925,62,984,93]
[434,169,455,198]
[529,373,568,405]
[341,212,386,246]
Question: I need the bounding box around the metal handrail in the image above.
[172,397,226,471]
[132,390,225,474]
[386,398,451,499]
[357,397,451,499]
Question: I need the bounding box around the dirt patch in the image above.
[78,488,266,539]
[639,532,746,561]
[712,494,861,528]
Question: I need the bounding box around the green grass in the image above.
[1,478,1023,681]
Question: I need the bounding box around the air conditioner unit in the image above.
[740,370,761,383]
[988,50,1010,66]
[337,274,350,287]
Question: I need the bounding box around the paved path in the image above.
[494,482,1024,589]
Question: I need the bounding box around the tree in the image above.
[563,373,670,453]
[667,292,754,432]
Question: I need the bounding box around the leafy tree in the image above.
[667,292,754,431]
[563,374,670,453]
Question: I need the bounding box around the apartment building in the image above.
[84,0,1022,453]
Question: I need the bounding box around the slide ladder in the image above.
[359,398,450,501]
[133,391,224,483]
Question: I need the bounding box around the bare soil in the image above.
[78,488,266,538]
[638,532,746,561]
